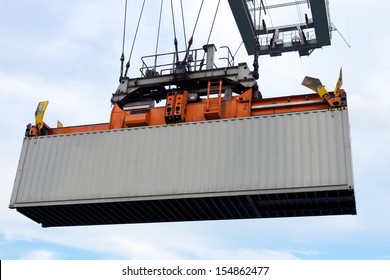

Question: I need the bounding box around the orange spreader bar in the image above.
[39,91,330,136]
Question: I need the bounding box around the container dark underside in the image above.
[15,189,356,227]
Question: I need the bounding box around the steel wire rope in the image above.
[170,0,180,63]
[263,0,274,28]
[180,0,188,50]
[262,0,274,48]
[170,0,177,40]
[233,41,244,58]
[200,0,221,66]
[154,0,164,70]
[181,0,204,65]
[124,0,147,78]
[119,0,128,81]
[291,1,304,44]
[190,0,205,40]
[205,0,221,46]
[256,0,267,30]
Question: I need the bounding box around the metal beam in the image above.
[227,0,256,55]
[112,63,257,105]
[256,22,314,35]
[228,0,332,56]
[251,0,308,11]
[310,0,331,47]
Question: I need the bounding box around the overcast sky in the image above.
[1,0,389,260]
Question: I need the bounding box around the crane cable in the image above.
[154,0,164,70]
[119,0,128,81]
[182,0,204,64]
[170,0,177,40]
[191,0,204,40]
[180,0,187,50]
[206,0,221,46]
[123,0,147,78]
[233,41,244,58]
[263,0,274,29]
[199,0,220,69]
[120,0,206,77]
[170,0,180,63]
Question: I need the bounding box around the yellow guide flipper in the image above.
[334,68,343,96]
[35,101,49,130]
[301,76,329,98]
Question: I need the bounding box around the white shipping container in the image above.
[10,109,356,227]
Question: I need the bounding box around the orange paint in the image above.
[32,92,333,136]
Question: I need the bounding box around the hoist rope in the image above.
[121,0,128,58]
[124,0,147,77]
[191,0,205,39]
[180,0,188,50]
[170,0,180,63]
[233,41,244,58]
[200,0,220,66]
[154,0,164,69]
[170,0,177,40]
[206,0,221,45]
[119,0,128,81]
[180,0,204,65]
[263,0,274,29]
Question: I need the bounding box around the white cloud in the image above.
[0,72,111,128]
[0,216,308,260]
[20,249,57,260]
[188,247,304,260]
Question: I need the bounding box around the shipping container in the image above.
[10,109,356,227]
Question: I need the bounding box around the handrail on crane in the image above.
[139,45,235,77]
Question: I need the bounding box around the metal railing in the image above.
[139,46,235,77]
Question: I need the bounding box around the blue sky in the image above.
[1,0,390,260]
